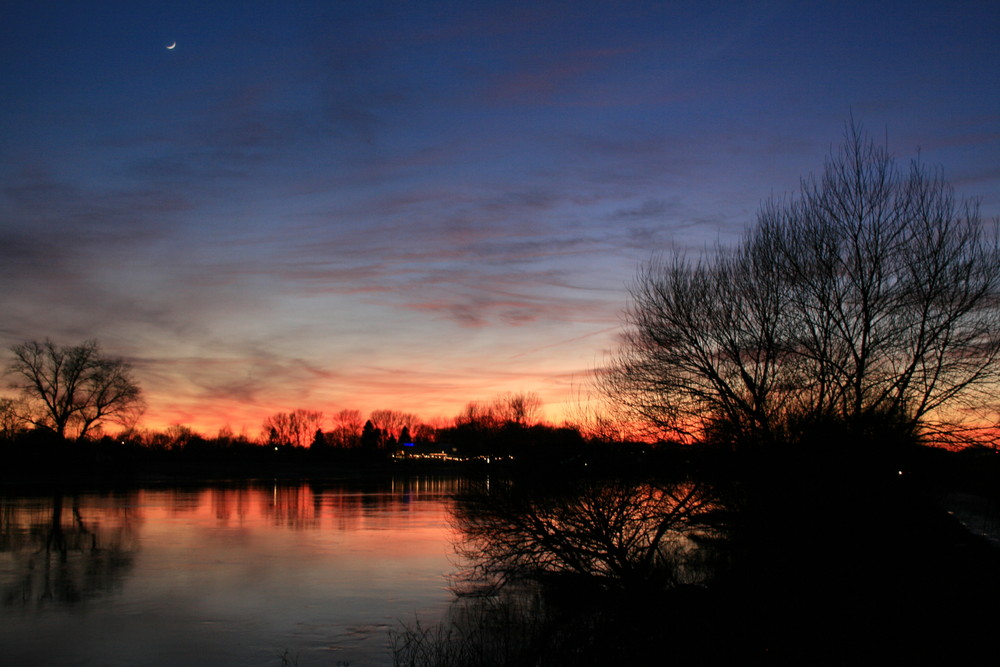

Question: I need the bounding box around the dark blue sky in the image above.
[3,1,998,433]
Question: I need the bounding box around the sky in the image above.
[2,1,999,436]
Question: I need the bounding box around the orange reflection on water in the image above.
[1,477,465,609]
[137,477,461,530]
[1,477,466,666]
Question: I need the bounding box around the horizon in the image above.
[3,1,999,436]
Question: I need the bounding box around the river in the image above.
[0,477,465,666]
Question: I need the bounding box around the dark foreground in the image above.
[392,447,1000,665]
[727,482,999,663]
[3,438,998,665]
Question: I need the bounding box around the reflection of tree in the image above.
[1,494,139,608]
[266,484,320,530]
[454,479,728,592]
[148,478,464,533]
[395,479,733,666]
[309,477,467,531]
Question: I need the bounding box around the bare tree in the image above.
[369,409,417,444]
[411,422,438,444]
[262,409,324,447]
[0,397,26,439]
[763,126,1000,445]
[455,392,544,432]
[164,423,197,450]
[330,408,364,447]
[492,392,543,426]
[564,384,645,443]
[454,400,501,431]
[603,237,791,445]
[6,339,144,439]
[603,122,1000,449]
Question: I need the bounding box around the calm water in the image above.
[0,477,465,666]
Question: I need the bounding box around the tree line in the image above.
[0,343,579,461]
[5,122,997,466]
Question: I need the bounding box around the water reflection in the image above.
[143,478,468,530]
[1,493,140,608]
[393,478,732,666]
[454,478,728,592]
[0,477,464,667]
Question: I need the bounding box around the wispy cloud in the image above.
[3,1,999,435]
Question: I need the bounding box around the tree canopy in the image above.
[6,338,144,439]
[602,123,1000,451]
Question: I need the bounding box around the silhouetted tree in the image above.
[455,400,502,432]
[215,424,235,446]
[602,122,1000,450]
[564,385,641,443]
[361,419,380,451]
[455,392,543,432]
[369,408,417,447]
[330,408,364,447]
[261,409,324,447]
[0,397,25,440]
[412,422,439,445]
[6,339,144,439]
[493,392,543,427]
[164,423,196,450]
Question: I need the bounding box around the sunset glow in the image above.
[2,2,998,437]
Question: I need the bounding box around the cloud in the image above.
[202,188,625,330]
[481,47,635,105]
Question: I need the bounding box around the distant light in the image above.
[403,442,414,447]
[274,446,279,451]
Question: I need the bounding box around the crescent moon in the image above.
[166,42,176,50]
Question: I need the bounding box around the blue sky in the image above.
[2,1,998,433]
